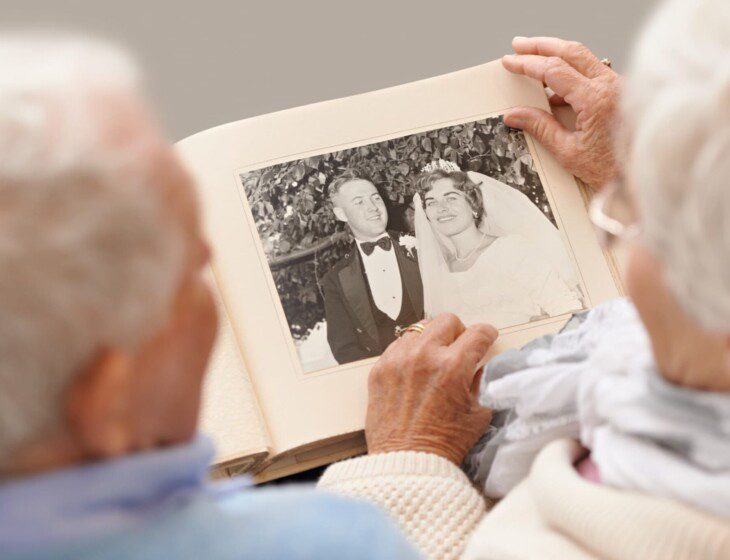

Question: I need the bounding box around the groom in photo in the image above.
[322,171,423,364]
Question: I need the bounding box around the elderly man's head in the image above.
[0,37,217,475]
[619,0,730,390]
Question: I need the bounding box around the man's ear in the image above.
[65,348,136,459]
[333,205,348,223]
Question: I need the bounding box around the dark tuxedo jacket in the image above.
[322,231,424,364]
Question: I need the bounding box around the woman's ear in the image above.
[64,349,136,459]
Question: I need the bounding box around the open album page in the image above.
[177,60,622,460]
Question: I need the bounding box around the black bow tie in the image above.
[360,236,392,256]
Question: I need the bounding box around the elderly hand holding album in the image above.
[366,314,497,465]
[501,36,623,189]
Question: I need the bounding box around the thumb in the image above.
[504,107,574,160]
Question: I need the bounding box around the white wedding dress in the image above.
[415,171,583,329]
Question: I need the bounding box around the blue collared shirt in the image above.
[0,436,420,559]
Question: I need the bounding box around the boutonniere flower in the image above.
[398,234,417,258]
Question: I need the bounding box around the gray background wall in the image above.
[5,1,656,141]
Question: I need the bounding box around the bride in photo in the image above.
[413,159,583,329]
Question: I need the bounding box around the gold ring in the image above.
[600,57,612,68]
[395,322,426,337]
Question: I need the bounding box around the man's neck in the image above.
[352,231,388,244]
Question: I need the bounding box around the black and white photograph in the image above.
[239,116,584,374]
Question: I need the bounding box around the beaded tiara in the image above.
[420,158,461,174]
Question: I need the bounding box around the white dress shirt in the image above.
[356,235,403,320]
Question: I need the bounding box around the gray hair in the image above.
[0,35,186,459]
[623,0,730,331]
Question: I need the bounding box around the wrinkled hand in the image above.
[366,313,498,465]
[502,36,623,189]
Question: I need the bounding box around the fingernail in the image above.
[513,36,527,41]
[503,112,523,128]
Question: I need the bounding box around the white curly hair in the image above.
[623,0,730,331]
[0,35,186,461]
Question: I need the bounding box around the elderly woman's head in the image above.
[617,0,730,390]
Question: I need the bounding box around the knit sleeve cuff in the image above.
[319,450,470,486]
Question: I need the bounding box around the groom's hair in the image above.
[415,169,485,224]
[328,170,375,205]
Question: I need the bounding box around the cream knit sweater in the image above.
[318,439,730,560]
[319,450,487,559]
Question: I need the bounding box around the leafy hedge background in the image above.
[240,116,553,341]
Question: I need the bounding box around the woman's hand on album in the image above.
[365,313,498,465]
[501,36,622,189]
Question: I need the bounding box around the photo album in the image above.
[175,59,624,482]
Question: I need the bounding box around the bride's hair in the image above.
[414,168,485,224]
